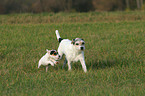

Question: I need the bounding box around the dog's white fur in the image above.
[38,49,59,72]
[55,30,87,72]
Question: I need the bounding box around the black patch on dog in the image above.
[50,51,55,55]
[59,38,63,43]
[82,42,85,45]
[72,39,75,44]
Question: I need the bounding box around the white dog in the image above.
[55,30,87,72]
[38,49,60,72]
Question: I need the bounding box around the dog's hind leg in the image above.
[62,58,67,69]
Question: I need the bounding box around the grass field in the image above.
[0,11,145,96]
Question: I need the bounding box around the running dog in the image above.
[55,30,87,72]
[38,49,60,72]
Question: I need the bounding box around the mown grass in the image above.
[0,11,145,96]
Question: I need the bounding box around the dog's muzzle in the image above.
[80,47,84,50]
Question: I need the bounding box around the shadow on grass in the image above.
[32,59,121,72]
[87,59,118,70]
[57,59,119,72]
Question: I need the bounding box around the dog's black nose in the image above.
[81,47,84,50]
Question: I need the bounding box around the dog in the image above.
[38,49,60,72]
[55,30,87,72]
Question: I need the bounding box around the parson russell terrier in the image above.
[55,30,87,72]
[38,49,60,72]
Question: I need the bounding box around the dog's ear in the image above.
[71,39,75,44]
[81,38,84,41]
[46,49,50,53]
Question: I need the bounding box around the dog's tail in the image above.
[55,30,63,43]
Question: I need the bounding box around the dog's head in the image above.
[71,38,85,51]
[46,49,60,60]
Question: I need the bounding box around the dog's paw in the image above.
[55,61,59,64]
[68,69,72,71]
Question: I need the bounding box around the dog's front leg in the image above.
[80,58,87,73]
[47,61,54,66]
[46,66,49,72]
[67,60,72,71]
[50,59,58,65]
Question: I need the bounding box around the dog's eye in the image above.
[53,53,57,55]
[76,43,79,45]
[82,42,85,45]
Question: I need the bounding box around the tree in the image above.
[126,0,130,9]
[136,0,144,9]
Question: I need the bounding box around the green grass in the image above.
[0,11,145,96]
[0,11,145,24]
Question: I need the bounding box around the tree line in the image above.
[0,0,144,14]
